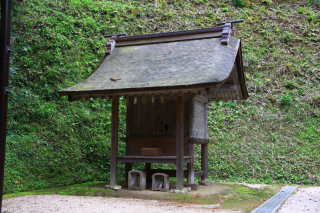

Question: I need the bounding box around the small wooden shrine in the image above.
[59,22,248,190]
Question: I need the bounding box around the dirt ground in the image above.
[0,182,282,213]
[277,186,320,213]
[1,195,241,213]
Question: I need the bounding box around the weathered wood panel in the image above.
[141,148,163,156]
[117,155,191,164]
[126,141,188,156]
[190,95,208,139]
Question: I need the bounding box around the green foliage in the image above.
[308,0,320,7]
[222,8,229,12]
[283,31,293,43]
[233,0,246,7]
[285,81,296,89]
[5,0,320,194]
[280,93,292,106]
[313,96,320,105]
[267,95,277,103]
[262,0,272,6]
[298,87,305,96]
[298,7,306,13]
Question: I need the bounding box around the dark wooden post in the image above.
[176,93,184,190]
[110,96,119,186]
[201,144,208,181]
[145,163,151,171]
[187,142,194,183]
[0,0,12,210]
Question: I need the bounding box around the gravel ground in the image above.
[3,185,318,213]
[1,195,241,213]
[277,187,320,213]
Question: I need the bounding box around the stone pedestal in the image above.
[152,173,170,192]
[128,170,146,191]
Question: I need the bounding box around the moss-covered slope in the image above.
[4,0,320,193]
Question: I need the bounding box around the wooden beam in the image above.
[110,96,119,186]
[194,170,205,177]
[176,93,184,190]
[146,169,188,178]
[58,82,218,97]
[188,138,210,144]
[116,156,191,164]
[116,27,223,42]
[201,144,208,181]
[116,31,222,47]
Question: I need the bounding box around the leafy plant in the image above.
[262,0,273,6]
[280,93,292,106]
[283,31,293,43]
[222,8,229,12]
[233,0,246,7]
[285,81,296,89]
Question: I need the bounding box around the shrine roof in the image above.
[58,27,248,101]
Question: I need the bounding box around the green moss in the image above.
[220,184,276,212]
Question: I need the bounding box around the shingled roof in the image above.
[59,26,248,101]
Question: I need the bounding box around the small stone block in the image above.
[184,183,199,191]
[105,185,122,190]
[199,180,215,186]
[128,170,146,191]
[170,187,191,194]
[152,173,170,192]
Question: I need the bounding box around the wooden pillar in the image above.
[187,142,194,183]
[125,163,132,181]
[145,163,151,171]
[176,93,184,190]
[201,144,208,181]
[110,96,119,186]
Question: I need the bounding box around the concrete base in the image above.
[199,180,215,186]
[184,183,199,191]
[170,187,191,194]
[105,185,122,190]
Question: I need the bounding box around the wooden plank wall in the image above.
[126,94,208,156]
[126,137,189,156]
[127,96,192,137]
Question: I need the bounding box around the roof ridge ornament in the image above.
[105,36,117,55]
[104,33,127,55]
[215,19,244,45]
[221,23,232,45]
